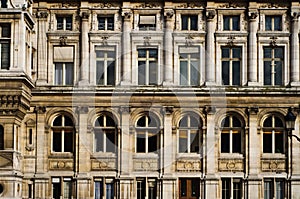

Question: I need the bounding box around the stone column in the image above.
[76,106,91,198]
[205,9,216,86]
[79,12,89,85]
[248,11,259,85]
[247,107,261,199]
[36,11,48,85]
[34,106,46,173]
[291,12,300,85]
[162,106,174,174]
[119,178,134,199]
[119,106,132,175]
[121,10,132,84]
[163,9,174,85]
[205,106,218,198]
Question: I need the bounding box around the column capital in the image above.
[248,11,258,20]
[36,11,48,19]
[76,106,89,114]
[164,9,174,20]
[206,9,216,20]
[34,106,46,114]
[291,12,300,21]
[204,106,216,115]
[161,106,174,115]
[80,11,90,20]
[119,106,130,114]
[247,107,259,115]
[122,9,132,21]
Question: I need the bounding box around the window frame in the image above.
[179,46,200,86]
[221,46,242,86]
[262,114,285,154]
[136,178,157,199]
[94,178,115,199]
[137,48,159,86]
[95,46,116,86]
[54,62,74,86]
[265,15,282,31]
[221,178,243,199]
[138,15,156,31]
[135,114,160,153]
[93,114,117,153]
[220,115,243,154]
[177,115,201,154]
[51,114,75,153]
[0,125,3,150]
[223,15,240,31]
[0,23,11,70]
[52,177,74,199]
[97,15,115,31]
[56,15,73,31]
[181,15,198,31]
[263,178,285,199]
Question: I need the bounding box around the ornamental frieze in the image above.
[176,159,201,172]
[0,152,13,168]
[91,159,116,171]
[133,158,158,171]
[261,159,286,172]
[49,159,73,170]
[218,158,244,172]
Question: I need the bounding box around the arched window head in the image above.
[178,115,201,153]
[94,115,117,153]
[135,114,160,153]
[220,115,243,153]
[263,115,285,154]
[52,114,74,153]
[0,125,4,150]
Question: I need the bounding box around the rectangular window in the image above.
[98,16,114,31]
[222,178,242,199]
[95,180,103,199]
[181,15,198,31]
[95,46,116,85]
[137,178,146,199]
[223,16,240,31]
[264,179,286,199]
[138,49,158,85]
[52,177,73,199]
[263,47,284,86]
[54,63,74,85]
[139,15,156,31]
[0,23,10,70]
[28,128,33,145]
[28,184,32,198]
[1,0,7,8]
[265,16,282,31]
[57,16,72,31]
[179,47,200,86]
[94,178,115,199]
[221,47,241,85]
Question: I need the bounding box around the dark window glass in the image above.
[1,0,7,8]
[263,131,272,153]
[0,125,4,150]
[221,131,230,153]
[137,179,146,199]
[222,178,231,199]
[263,47,284,86]
[95,181,103,199]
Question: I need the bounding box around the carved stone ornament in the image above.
[218,158,244,172]
[34,106,46,114]
[135,3,160,9]
[49,160,73,170]
[164,9,174,19]
[292,12,300,21]
[176,159,201,172]
[162,106,174,115]
[269,36,277,47]
[36,11,48,19]
[133,158,158,171]
[101,36,109,46]
[206,9,216,20]
[81,12,89,20]
[259,3,288,9]
[94,3,118,8]
[119,106,130,114]
[91,159,116,170]
[249,12,258,20]
[204,106,216,114]
[261,159,285,172]
[59,36,67,46]
[218,2,245,8]
[76,106,88,114]
[176,3,203,8]
[226,36,236,47]
[144,36,151,46]
[122,11,132,20]
[247,107,259,115]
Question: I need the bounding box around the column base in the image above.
[248,82,261,86]
[120,81,132,86]
[205,81,217,86]
[291,81,300,86]
[77,80,89,87]
[36,79,48,86]
[162,81,174,86]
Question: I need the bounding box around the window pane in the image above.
[148,181,157,199]
[55,63,63,85]
[276,180,284,199]
[233,180,242,199]
[63,180,72,199]
[1,42,10,69]
[275,61,282,85]
[263,132,272,153]
[107,17,114,30]
[53,131,62,152]
[223,16,230,30]
[138,50,146,58]
[107,61,115,85]
[95,130,104,152]
[138,62,146,85]
[275,132,284,153]
[149,49,158,58]
[106,116,115,127]
[0,24,9,37]
[181,16,188,30]
[233,61,240,85]
[66,17,72,30]
[275,48,283,59]
[95,181,103,199]
[222,48,230,58]
[265,16,272,30]
[264,180,273,199]
[264,117,272,127]
[179,130,188,153]
[65,63,73,85]
[232,131,241,153]
[264,48,272,58]
[137,180,145,199]
[232,16,240,30]
[180,61,188,85]
[149,61,157,85]
[0,125,3,150]
[275,117,283,127]
[148,131,158,152]
[137,116,146,127]
[232,117,241,127]
[190,16,198,30]
[64,132,73,152]
[264,61,271,85]
[1,0,7,8]
[274,17,282,31]
[136,131,146,153]
[222,61,229,85]
[57,17,63,30]
[98,17,105,30]
[190,130,199,153]
[52,181,61,199]
[232,48,241,58]
[222,178,231,199]
[221,117,230,128]
[106,130,116,153]
[191,179,200,197]
[64,116,73,126]
[96,61,104,85]
[106,183,114,199]
[191,61,199,85]
[221,131,230,153]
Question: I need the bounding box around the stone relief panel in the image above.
[49,159,73,170]
[91,158,116,171]
[261,158,286,172]
[176,159,201,172]
[133,158,158,171]
[218,158,244,172]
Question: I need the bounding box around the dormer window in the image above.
[139,15,156,31]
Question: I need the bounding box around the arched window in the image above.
[178,115,201,153]
[0,125,3,150]
[220,115,243,153]
[52,114,74,153]
[94,115,117,153]
[135,114,160,153]
[263,115,285,153]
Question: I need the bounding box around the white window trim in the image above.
[97,15,115,31]
[259,10,288,32]
[53,62,74,85]
[217,10,245,32]
[221,178,243,199]
[56,15,73,31]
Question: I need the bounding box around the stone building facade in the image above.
[0,0,300,198]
